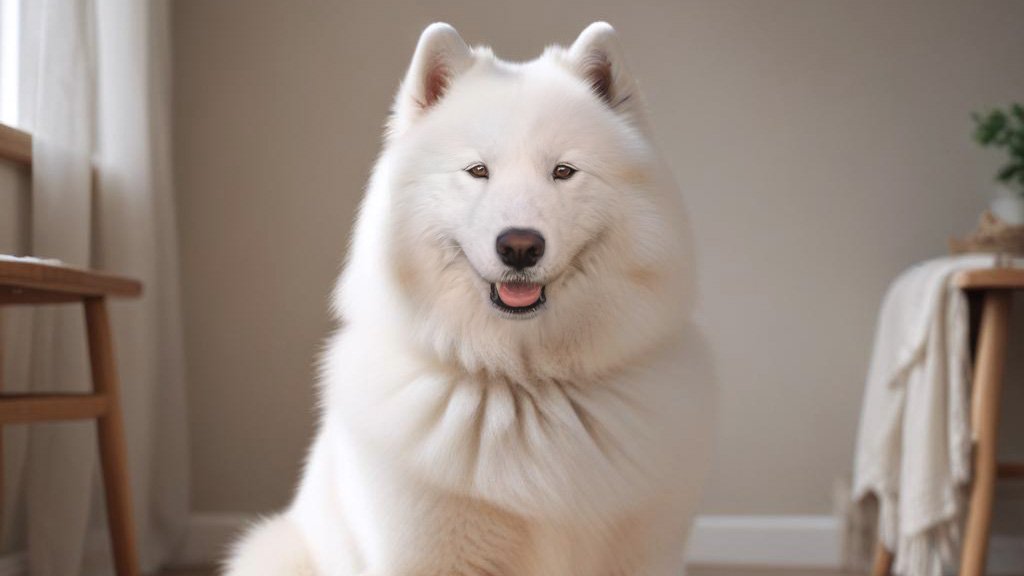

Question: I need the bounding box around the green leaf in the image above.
[973,104,1024,186]
[997,163,1021,182]
[1012,103,1024,123]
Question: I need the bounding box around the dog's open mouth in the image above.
[490,281,546,315]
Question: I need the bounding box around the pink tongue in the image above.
[497,282,542,308]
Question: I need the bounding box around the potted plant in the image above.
[973,103,1024,225]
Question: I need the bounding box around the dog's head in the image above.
[338,23,694,380]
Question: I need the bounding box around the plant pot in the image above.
[990,184,1024,225]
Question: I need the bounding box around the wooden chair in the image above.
[872,267,1024,576]
[0,258,142,576]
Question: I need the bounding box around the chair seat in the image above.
[0,256,142,304]
[0,258,143,574]
[956,267,1024,290]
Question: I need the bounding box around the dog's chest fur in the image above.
[308,328,708,575]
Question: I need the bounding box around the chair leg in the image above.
[0,309,4,520]
[871,542,894,576]
[84,298,140,576]
[959,290,1012,576]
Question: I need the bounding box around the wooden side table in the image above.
[0,258,142,576]
[873,267,1024,576]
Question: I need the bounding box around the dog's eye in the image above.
[465,163,489,179]
[552,163,577,180]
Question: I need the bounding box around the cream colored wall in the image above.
[172,0,1024,515]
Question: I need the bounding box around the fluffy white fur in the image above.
[225,22,715,576]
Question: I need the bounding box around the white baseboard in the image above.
[2,513,1020,573]
[171,513,844,569]
[687,515,841,568]
[687,516,1024,574]
[173,513,1024,573]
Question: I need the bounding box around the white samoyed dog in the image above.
[225,22,715,576]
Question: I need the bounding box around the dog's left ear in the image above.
[569,22,637,111]
[392,23,473,130]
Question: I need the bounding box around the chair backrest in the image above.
[0,124,31,258]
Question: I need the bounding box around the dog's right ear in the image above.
[392,23,473,128]
[568,23,637,112]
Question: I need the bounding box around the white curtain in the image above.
[1,0,189,574]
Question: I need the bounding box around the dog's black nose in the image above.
[496,228,545,270]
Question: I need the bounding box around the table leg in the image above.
[959,290,1012,576]
[871,542,893,576]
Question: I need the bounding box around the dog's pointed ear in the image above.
[568,22,636,111]
[393,23,473,124]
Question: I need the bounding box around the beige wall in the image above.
[172,0,1024,515]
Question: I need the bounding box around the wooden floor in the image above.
[161,567,861,576]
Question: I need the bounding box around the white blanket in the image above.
[852,254,1008,576]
